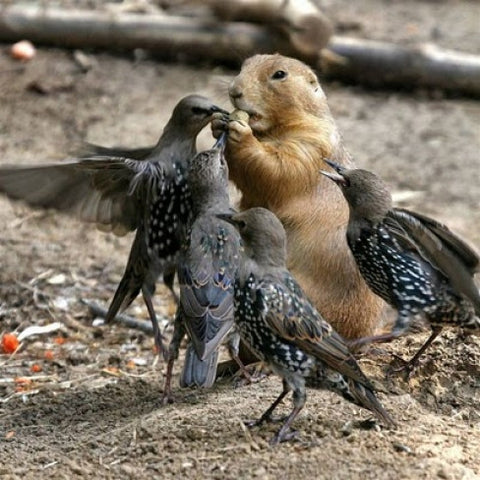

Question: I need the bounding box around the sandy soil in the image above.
[0,1,479,479]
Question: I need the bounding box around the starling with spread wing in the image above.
[220,207,394,444]
[0,95,228,357]
[321,161,480,371]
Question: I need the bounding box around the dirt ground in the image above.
[0,1,479,479]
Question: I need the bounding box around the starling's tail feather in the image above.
[347,379,396,428]
[180,342,219,388]
[104,265,141,323]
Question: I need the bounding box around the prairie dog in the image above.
[215,54,385,340]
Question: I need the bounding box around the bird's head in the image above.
[320,159,393,223]
[172,95,229,135]
[188,134,229,201]
[217,208,287,267]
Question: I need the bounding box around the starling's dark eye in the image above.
[237,220,247,230]
[191,106,207,116]
[271,70,287,80]
[343,177,351,188]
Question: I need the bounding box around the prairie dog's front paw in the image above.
[228,110,252,143]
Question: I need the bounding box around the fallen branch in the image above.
[206,0,333,57]
[324,36,480,97]
[81,299,155,334]
[0,5,479,96]
[0,4,295,65]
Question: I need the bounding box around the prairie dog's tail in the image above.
[180,342,219,388]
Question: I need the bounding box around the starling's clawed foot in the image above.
[233,362,268,388]
[388,354,422,379]
[270,428,299,445]
[244,413,288,428]
[161,391,175,405]
[348,332,400,351]
[244,415,270,429]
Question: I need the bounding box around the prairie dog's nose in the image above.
[229,81,243,100]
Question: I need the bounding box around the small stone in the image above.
[393,442,412,454]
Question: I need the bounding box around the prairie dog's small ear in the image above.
[307,71,319,87]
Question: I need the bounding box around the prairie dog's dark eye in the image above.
[271,70,287,80]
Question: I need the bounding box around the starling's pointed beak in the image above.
[320,159,349,186]
[213,131,228,151]
[320,169,349,187]
[216,212,236,226]
[211,105,229,116]
[323,158,343,173]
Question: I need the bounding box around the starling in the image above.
[321,160,480,370]
[0,95,228,357]
[219,207,394,445]
[161,133,243,401]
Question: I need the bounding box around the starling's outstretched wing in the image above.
[0,157,164,235]
[393,208,480,273]
[388,208,480,314]
[178,219,239,360]
[73,142,154,161]
[258,272,374,389]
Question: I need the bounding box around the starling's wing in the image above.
[388,209,480,314]
[0,157,164,235]
[394,208,480,273]
[258,272,374,389]
[178,220,239,360]
[104,227,149,321]
[73,142,154,161]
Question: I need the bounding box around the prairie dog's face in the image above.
[228,54,326,133]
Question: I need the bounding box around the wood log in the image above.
[206,0,333,57]
[0,4,295,65]
[324,36,480,97]
[0,5,479,96]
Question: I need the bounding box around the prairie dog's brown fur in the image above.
[221,54,385,339]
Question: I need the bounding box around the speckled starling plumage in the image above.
[161,133,243,401]
[0,95,228,357]
[321,160,480,368]
[220,207,394,444]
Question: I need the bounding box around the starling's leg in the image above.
[162,312,185,404]
[228,334,253,383]
[350,311,413,350]
[391,326,443,376]
[270,386,306,445]
[348,331,402,350]
[163,266,179,305]
[227,331,262,385]
[245,380,291,428]
[228,332,268,386]
[142,288,168,361]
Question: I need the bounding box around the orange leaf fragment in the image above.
[5,431,15,440]
[45,350,55,360]
[31,364,42,373]
[1,333,20,354]
[54,336,66,345]
[103,367,120,376]
[14,377,32,385]
[126,360,136,370]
